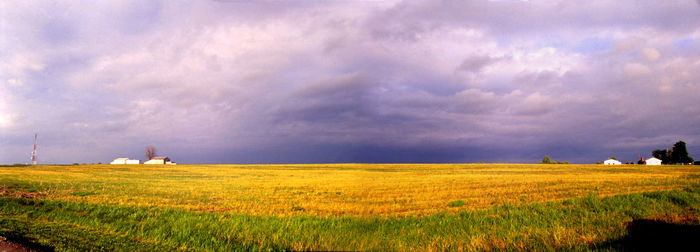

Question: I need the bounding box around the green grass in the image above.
[71,191,95,197]
[449,200,466,207]
[1,186,698,251]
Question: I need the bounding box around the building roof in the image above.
[646,157,661,161]
[113,158,128,161]
[604,159,621,164]
[151,156,169,160]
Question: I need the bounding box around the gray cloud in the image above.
[458,55,505,73]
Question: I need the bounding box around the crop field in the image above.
[1,163,699,251]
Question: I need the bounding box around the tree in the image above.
[541,155,552,164]
[670,141,694,164]
[145,145,157,160]
[652,149,671,164]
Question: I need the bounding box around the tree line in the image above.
[648,141,694,165]
[541,140,695,165]
[540,155,569,164]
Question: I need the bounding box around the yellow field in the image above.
[2,163,698,217]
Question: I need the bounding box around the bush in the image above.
[541,155,569,164]
[449,200,466,207]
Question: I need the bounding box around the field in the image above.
[1,163,699,250]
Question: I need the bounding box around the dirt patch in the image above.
[647,210,700,224]
[0,236,42,252]
[0,189,46,199]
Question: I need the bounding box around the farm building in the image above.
[603,159,622,165]
[110,158,140,165]
[645,157,662,165]
[144,156,176,165]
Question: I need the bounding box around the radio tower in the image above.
[31,133,38,165]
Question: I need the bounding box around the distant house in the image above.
[603,159,622,165]
[645,157,662,165]
[110,158,140,165]
[144,156,176,165]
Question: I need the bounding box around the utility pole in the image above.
[31,133,37,165]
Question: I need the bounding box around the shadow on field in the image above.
[593,219,700,251]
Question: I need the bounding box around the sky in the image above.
[1,0,700,164]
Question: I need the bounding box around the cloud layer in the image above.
[2,0,699,164]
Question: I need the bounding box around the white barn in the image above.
[645,157,662,165]
[110,158,140,165]
[603,159,622,165]
[144,156,176,165]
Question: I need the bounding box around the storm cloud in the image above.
[1,0,699,164]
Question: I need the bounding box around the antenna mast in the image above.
[31,133,37,165]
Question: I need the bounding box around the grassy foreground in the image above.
[1,164,699,250]
[1,188,699,251]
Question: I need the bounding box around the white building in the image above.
[144,156,176,165]
[110,158,140,165]
[645,157,662,165]
[603,159,622,165]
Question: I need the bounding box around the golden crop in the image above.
[2,163,698,217]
